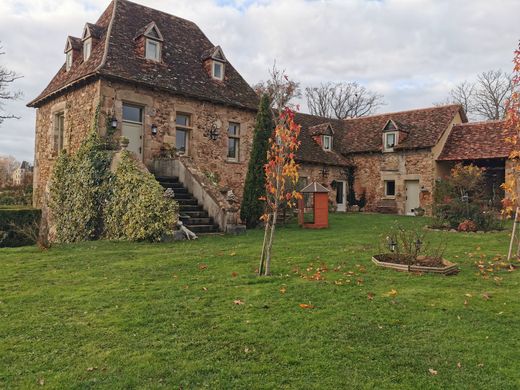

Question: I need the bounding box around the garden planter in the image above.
[372,254,459,275]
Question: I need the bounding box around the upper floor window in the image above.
[66,51,73,71]
[227,122,240,161]
[383,132,397,152]
[145,39,161,61]
[212,61,224,80]
[175,113,191,155]
[83,38,92,61]
[322,135,332,151]
[53,112,65,152]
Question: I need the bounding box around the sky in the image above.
[0,0,519,162]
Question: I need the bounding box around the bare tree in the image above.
[253,62,301,110]
[305,82,385,119]
[0,42,22,125]
[441,70,513,120]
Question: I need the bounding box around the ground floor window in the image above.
[53,112,65,152]
[385,180,396,197]
[227,122,240,161]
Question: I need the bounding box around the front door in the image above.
[336,180,347,212]
[122,103,143,160]
[405,180,420,216]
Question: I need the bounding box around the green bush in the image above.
[0,207,41,247]
[104,152,178,241]
[0,186,33,206]
[49,131,111,243]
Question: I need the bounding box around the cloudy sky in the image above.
[0,0,519,161]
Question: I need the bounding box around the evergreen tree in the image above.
[241,94,273,228]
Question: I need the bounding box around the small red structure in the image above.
[298,181,329,229]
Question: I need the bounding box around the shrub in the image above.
[104,151,178,241]
[0,207,41,247]
[49,130,111,243]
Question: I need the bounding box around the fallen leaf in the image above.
[299,303,315,309]
[428,368,438,376]
[457,362,462,369]
[477,363,484,368]
[38,378,45,386]
[367,292,375,301]
[198,263,208,270]
[87,367,96,372]
[230,252,236,256]
[383,289,398,297]
[279,287,287,294]
[464,293,472,297]
[231,271,238,278]
[356,278,364,286]
[202,287,208,291]
[482,292,491,300]
[233,299,244,305]
[464,299,469,306]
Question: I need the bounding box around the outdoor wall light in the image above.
[151,124,158,136]
[110,117,118,129]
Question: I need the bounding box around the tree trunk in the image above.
[264,209,278,275]
[259,213,271,275]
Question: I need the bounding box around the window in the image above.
[53,112,65,152]
[323,135,332,151]
[145,39,161,61]
[212,61,224,80]
[122,104,143,123]
[83,39,92,61]
[66,51,73,71]
[175,113,191,154]
[385,180,396,197]
[384,132,397,152]
[227,122,240,161]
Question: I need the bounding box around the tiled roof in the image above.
[437,120,514,161]
[28,0,259,110]
[342,104,466,153]
[301,181,329,193]
[294,113,351,167]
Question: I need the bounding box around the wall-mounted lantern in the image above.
[320,167,329,179]
[151,124,158,136]
[110,117,118,129]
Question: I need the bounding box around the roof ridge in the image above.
[343,104,462,121]
[453,119,506,127]
[118,0,198,26]
[96,0,118,73]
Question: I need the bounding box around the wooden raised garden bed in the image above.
[372,254,459,275]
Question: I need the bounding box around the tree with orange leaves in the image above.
[258,107,302,276]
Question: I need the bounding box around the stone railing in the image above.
[152,157,245,234]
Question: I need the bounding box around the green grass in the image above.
[1,214,519,389]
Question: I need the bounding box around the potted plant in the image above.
[119,136,130,149]
[414,206,425,216]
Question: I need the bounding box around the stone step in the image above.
[180,210,209,219]
[176,198,199,206]
[189,224,219,233]
[160,182,184,189]
[179,204,204,212]
[181,217,212,225]
[173,193,192,200]
[156,176,179,183]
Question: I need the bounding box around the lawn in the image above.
[1,214,519,389]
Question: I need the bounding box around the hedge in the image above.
[0,207,41,247]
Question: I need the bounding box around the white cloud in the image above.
[0,0,518,161]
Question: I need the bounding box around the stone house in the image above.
[12,161,33,187]
[28,0,258,231]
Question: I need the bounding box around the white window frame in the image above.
[212,61,224,80]
[175,113,191,155]
[145,38,161,61]
[83,38,92,61]
[227,122,240,162]
[66,51,73,71]
[322,135,332,151]
[383,132,397,152]
[384,180,396,198]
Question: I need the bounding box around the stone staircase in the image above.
[156,176,220,234]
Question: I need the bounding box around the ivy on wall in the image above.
[104,151,178,241]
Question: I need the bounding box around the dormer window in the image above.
[145,39,161,61]
[212,61,224,80]
[384,132,397,152]
[83,38,92,61]
[323,135,332,151]
[66,51,73,71]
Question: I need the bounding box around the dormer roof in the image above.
[135,21,164,41]
[382,119,398,132]
[201,45,227,62]
[309,122,334,136]
[82,23,104,40]
[64,36,81,53]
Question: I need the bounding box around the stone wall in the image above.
[98,80,256,199]
[298,163,347,208]
[350,149,436,214]
[33,80,101,207]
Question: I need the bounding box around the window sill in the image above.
[382,196,396,200]
[226,159,241,164]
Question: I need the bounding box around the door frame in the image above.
[121,102,144,161]
[336,180,347,212]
